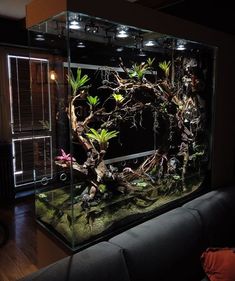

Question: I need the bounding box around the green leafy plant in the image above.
[129,63,148,80]
[129,58,156,80]
[98,184,107,193]
[112,93,124,103]
[172,175,181,181]
[87,96,100,108]
[86,128,119,150]
[67,68,90,95]
[159,61,171,78]
[147,57,155,67]
[159,102,168,114]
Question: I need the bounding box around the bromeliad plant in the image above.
[128,58,155,81]
[86,128,119,151]
[112,93,124,104]
[55,149,76,165]
[67,68,90,96]
[129,63,147,80]
[87,95,100,109]
[159,60,171,78]
[147,57,155,67]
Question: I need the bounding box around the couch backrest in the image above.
[109,207,204,281]
[183,186,235,247]
[20,242,130,281]
[20,186,235,281]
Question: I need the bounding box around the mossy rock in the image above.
[35,183,200,246]
[36,200,48,216]
[55,214,73,242]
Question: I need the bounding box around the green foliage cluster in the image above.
[112,93,124,103]
[159,61,171,78]
[87,96,100,107]
[86,128,119,147]
[128,57,155,81]
[67,68,90,95]
[98,184,107,193]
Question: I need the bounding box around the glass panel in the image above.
[31,59,51,131]
[28,11,216,250]
[8,55,53,188]
[12,136,52,187]
[8,56,31,132]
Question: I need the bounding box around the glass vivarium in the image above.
[29,11,215,249]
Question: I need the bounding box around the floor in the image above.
[0,197,69,281]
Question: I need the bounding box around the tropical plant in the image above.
[112,93,124,103]
[159,102,168,114]
[98,184,107,193]
[147,57,155,67]
[86,128,119,150]
[55,149,76,163]
[67,68,90,96]
[128,58,156,80]
[159,60,171,78]
[87,95,100,108]
[129,62,148,80]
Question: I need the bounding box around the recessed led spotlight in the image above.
[176,40,186,50]
[35,34,45,41]
[116,26,129,38]
[144,40,155,47]
[176,44,186,50]
[138,49,146,57]
[117,30,128,38]
[77,42,86,48]
[116,47,124,52]
[69,19,81,30]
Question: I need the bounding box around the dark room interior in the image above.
[1,1,235,281]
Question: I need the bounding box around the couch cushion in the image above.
[20,241,130,281]
[214,186,235,215]
[109,207,204,281]
[183,187,235,247]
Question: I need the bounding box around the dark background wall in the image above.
[65,0,235,188]
[1,0,235,198]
